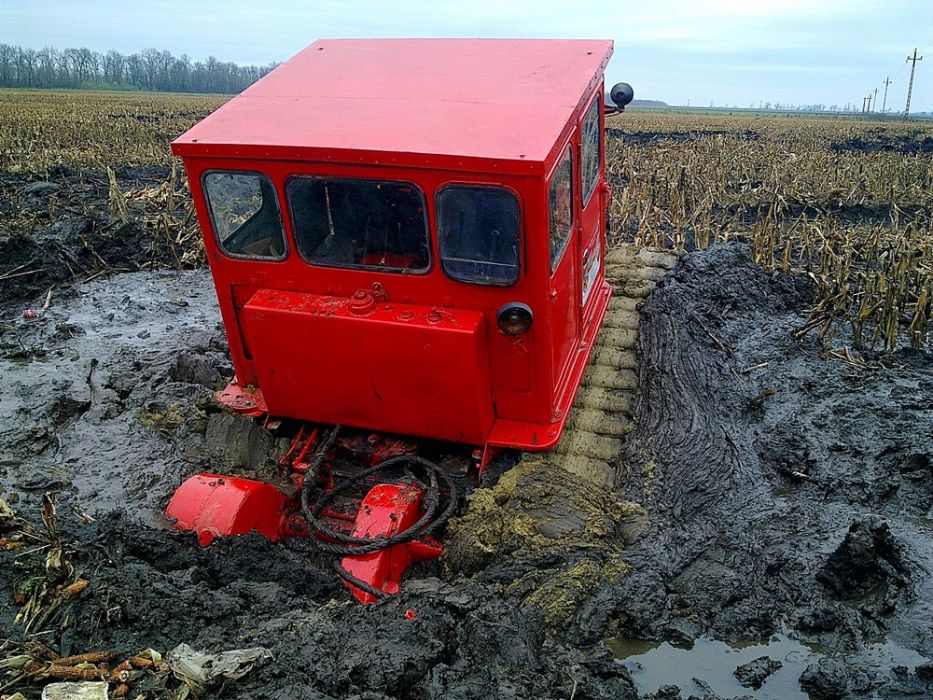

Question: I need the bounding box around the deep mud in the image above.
[0,270,638,699]
[2,243,932,698]
[0,166,198,303]
[612,243,933,696]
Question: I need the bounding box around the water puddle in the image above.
[608,634,930,698]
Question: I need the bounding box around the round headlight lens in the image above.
[497,303,533,335]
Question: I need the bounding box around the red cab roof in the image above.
[172,39,613,175]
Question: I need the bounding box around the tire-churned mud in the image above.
[613,243,933,697]
[1,243,931,698]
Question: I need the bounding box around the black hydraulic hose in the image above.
[298,425,342,525]
[303,454,458,556]
[296,426,458,597]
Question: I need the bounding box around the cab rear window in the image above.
[286,177,430,273]
[437,185,520,286]
[203,171,287,260]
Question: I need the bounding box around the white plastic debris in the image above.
[166,643,272,688]
[41,682,108,700]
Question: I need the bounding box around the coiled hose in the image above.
[299,426,458,600]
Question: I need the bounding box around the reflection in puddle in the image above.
[608,634,929,699]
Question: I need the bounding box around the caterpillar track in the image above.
[539,245,680,488]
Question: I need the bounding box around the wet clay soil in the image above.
[1,239,932,698]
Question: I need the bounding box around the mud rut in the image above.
[546,246,678,489]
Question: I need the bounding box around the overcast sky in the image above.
[2,0,931,111]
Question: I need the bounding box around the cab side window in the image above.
[580,96,602,206]
[549,146,573,272]
[437,185,520,286]
[203,171,287,260]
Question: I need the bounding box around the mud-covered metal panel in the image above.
[241,289,494,444]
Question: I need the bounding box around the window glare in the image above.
[549,148,573,273]
[581,96,602,206]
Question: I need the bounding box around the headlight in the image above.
[497,303,533,335]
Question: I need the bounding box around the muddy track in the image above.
[545,245,679,489]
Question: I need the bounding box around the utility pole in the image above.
[881,76,892,115]
[872,87,878,112]
[861,96,867,113]
[905,48,923,117]
[866,94,872,112]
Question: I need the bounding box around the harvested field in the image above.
[607,111,933,352]
[1,91,931,698]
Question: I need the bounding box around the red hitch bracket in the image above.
[339,481,443,604]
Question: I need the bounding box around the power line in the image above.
[905,48,923,117]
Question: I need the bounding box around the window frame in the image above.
[548,145,575,275]
[580,95,603,208]
[201,169,289,262]
[284,174,433,275]
[435,182,523,287]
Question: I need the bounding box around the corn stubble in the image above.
[1,91,929,350]
[0,90,224,271]
[607,111,932,351]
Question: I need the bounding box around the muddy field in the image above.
[1,98,932,699]
[2,235,931,698]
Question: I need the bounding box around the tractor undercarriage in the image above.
[168,408,463,604]
[166,246,679,605]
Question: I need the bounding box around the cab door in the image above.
[577,93,605,324]
[549,143,579,400]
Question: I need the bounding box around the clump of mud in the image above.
[817,519,910,605]
[443,457,642,630]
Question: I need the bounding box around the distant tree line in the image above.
[0,44,276,94]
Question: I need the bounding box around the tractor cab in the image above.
[168,38,634,602]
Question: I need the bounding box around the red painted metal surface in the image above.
[173,39,613,177]
[166,474,288,546]
[487,279,611,451]
[166,469,442,604]
[216,377,268,417]
[339,482,443,604]
[241,287,493,445]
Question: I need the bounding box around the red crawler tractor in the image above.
[167,39,633,603]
